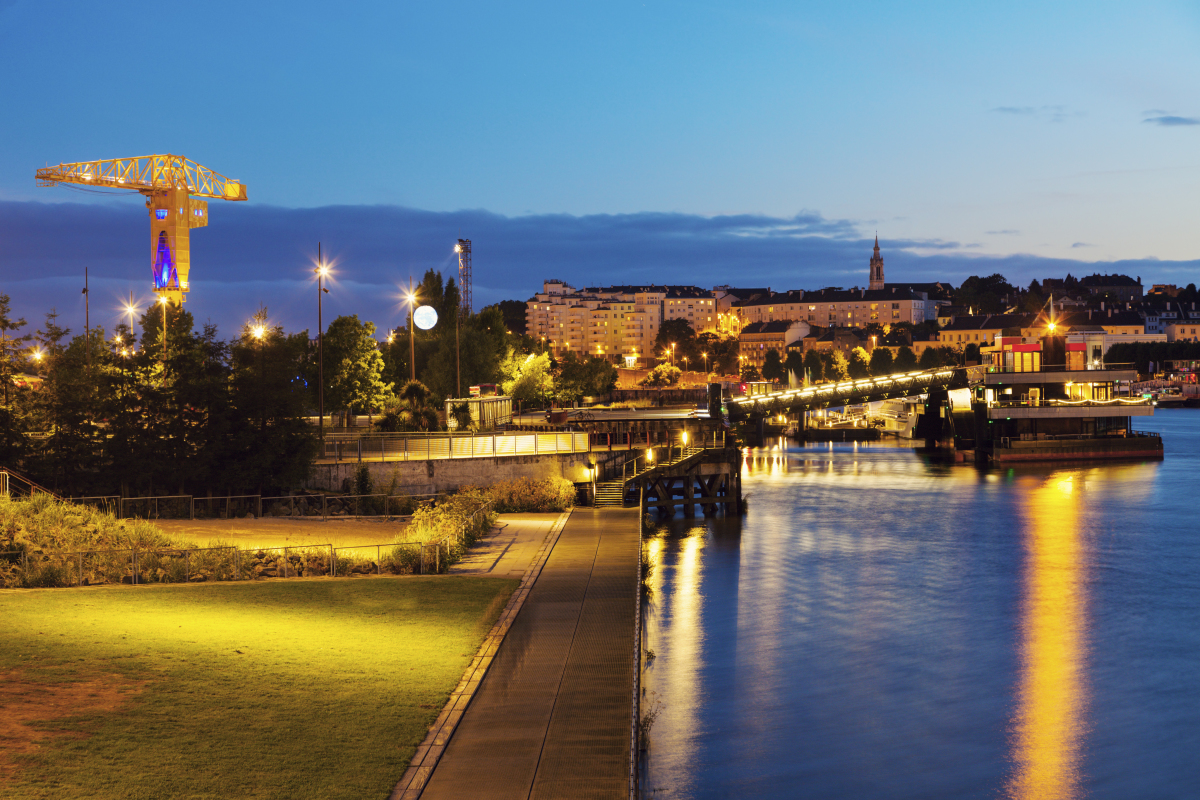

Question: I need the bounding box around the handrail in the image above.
[0,467,60,499]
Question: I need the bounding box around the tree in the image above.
[556,352,618,402]
[918,345,942,370]
[0,293,30,407]
[761,349,785,382]
[803,349,824,383]
[697,331,739,375]
[824,350,849,382]
[641,363,682,387]
[894,346,917,372]
[501,350,553,405]
[868,346,894,376]
[739,363,761,382]
[963,343,981,363]
[377,380,440,432]
[654,319,699,364]
[323,315,392,417]
[955,274,1015,315]
[488,300,529,336]
[848,346,871,379]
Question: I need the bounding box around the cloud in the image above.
[986,230,1020,236]
[1143,115,1200,127]
[1071,242,1093,248]
[991,105,1080,123]
[1,200,1197,337]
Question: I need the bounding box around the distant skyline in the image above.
[1,1,1197,334]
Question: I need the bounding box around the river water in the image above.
[641,411,1200,799]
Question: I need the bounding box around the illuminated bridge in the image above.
[726,367,969,422]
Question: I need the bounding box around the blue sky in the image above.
[1,1,1197,335]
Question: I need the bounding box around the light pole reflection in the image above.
[1006,473,1088,800]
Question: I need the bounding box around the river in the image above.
[640,410,1200,799]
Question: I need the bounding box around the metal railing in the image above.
[0,467,58,500]
[319,431,590,462]
[989,396,1152,409]
[983,362,1137,374]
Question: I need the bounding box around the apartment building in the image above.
[738,321,810,370]
[526,281,718,360]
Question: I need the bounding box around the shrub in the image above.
[486,477,576,513]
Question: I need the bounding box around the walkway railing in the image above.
[320,431,589,462]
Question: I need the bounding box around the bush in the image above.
[640,364,682,388]
[486,477,576,513]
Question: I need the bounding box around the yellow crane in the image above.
[36,155,247,305]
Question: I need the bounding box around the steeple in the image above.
[869,235,884,291]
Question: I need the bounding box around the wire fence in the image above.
[54,493,438,521]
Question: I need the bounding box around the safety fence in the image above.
[319,431,589,462]
[58,493,438,521]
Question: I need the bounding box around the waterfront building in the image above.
[972,334,1160,461]
[738,321,810,370]
[525,281,718,360]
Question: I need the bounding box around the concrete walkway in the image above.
[419,508,642,800]
[450,514,564,579]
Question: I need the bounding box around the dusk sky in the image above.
[1,1,1198,337]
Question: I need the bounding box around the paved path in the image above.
[419,508,641,800]
[450,514,564,579]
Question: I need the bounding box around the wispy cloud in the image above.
[1143,115,1200,127]
[1071,242,1093,248]
[991,105,1081,123]
[986,230,1020,236]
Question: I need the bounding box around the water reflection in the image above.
[1006,473,1088,800]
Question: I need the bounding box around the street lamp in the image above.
[252,324,266,432]
[314,245,331,442]
[702,351,708,374]
[668,342,676,365]
[405,279,419,381]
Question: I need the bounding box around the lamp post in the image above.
[315,245,330,442]
[702,351,709,375]
[157,295,168,362]
[668,342,675,366]
[252,324,266,433]
[405,279,419,381]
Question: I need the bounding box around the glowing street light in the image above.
[702,351,709,374]
[405,280,419,381]
[314,244,331,442]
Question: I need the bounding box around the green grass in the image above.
[0,577,518,800]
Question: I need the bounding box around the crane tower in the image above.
[36,155,247,305]
[455,238,472,313]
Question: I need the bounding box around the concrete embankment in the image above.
[414,508,641,800]
[304,450,629,494]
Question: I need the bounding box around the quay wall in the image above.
[304,449,628,494]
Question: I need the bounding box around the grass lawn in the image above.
[0,576,518,800]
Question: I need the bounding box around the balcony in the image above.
[980,364,1138,385]
[986,397,1153,419]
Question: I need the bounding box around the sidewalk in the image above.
[418,508,641,800]
[450,514,564,579]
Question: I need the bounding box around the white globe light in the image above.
[413,305,438,330]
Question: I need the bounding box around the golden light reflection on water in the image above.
[1006,472,1088,800]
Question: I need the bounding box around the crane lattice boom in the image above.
[36,154,247,200]
[36,154,247,306]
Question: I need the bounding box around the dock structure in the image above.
[414,508,641,800]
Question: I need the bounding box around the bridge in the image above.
[725,367,969,421]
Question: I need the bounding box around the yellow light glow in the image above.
[252,325,266,340]
[1006,473,1087,800]
[316,264,330,278]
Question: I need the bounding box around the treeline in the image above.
[752,343,968,384]
[1105,341,1200,374]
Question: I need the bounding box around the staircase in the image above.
[594,480,626,508]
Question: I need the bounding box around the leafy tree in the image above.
[556,352,618,402]
[963,343,981,363]
[488,300,529,336]
[0,293,31,408]
[894,346,917,372]
[739,363,761,382]
[954,274,1015,315]
[824,350,849,381]
[421,305,509,400]
[848,346,871,379]
[696,332,739,375]
[803,349,824,383]
[654,319,699,364]
[324,315,392,417]
[868,346,894,376]
[917,345,941,370]
[501,350,553,405]
[761,349,785,382]
[641,364,682,387]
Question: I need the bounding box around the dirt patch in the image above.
[0,671,145,783]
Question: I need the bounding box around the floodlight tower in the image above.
[455,239,472,313]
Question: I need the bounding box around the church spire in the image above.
[869,236,885,291]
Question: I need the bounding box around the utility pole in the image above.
[82,268,89,373]
[455,239,472,398]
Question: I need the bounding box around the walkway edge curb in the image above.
[389,509,574,800]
